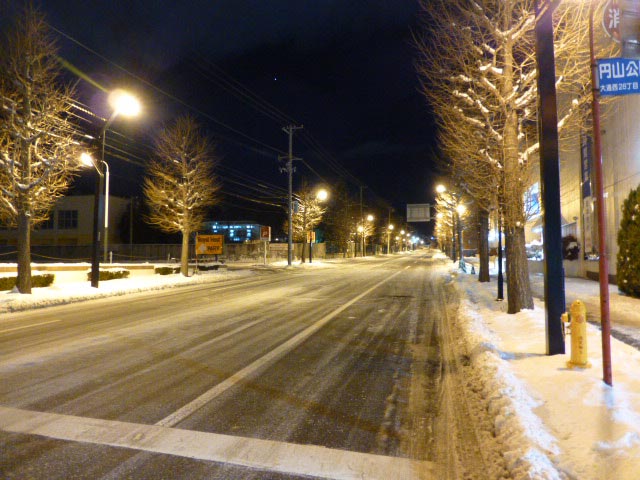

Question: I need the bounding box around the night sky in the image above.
[13,1,439,235]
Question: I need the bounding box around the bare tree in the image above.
[416,0,599,313]
[0,6,82,293]
[143,116,219,276]
[324,183,358,258]
[285,181,327,263]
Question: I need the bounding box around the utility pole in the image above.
[359,186,364,256]
[282,124,303,266]
[534,0,566,356]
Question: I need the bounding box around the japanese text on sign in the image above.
[597,57,640,96]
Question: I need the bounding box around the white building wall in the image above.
[601,96,640,276]
[551,95,640,281]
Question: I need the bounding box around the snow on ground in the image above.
[3,252,640,479]
[0,258,346,314]
[453,254,640,480]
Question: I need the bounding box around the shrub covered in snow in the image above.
[617,186,640,297]
[85,269,130,282]
[0,274,55,291]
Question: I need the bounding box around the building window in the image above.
[524,183,541,217]
[57,210,78,229]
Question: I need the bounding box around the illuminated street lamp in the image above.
[89,89,140,288]
[316,188,328,202]
[386,224,394,254]
[82,150,109,262]
[362,214,374,256]
[309,187,329,263]
[435,184,462,261]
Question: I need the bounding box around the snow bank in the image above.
[452,266,640,480]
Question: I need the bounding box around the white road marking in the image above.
[0,319,62,334]
[156,269,406,428]
[0,406,435,479]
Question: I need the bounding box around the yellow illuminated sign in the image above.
[196,234,224,255]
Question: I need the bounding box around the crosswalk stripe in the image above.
[0,405,435,479]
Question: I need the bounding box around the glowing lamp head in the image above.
[316,189,328,202]
[80,152,94,167]
[109,89,141,117]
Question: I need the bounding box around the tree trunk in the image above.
[180,229,190,276]
[478,210,490,282]
[500,4,533,313]
[16,210,32,294]
[301,235,307,263]
[505,226,533,313]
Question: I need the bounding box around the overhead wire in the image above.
[190,51,297,126]
[48,23,394,213]
[49,23,287,158]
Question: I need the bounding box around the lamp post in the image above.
[309,188,328,263]
[82,153,108,285]
[88,89,140,287]
[456,203,466,266]
[497,206,504,301]
[387,224,394,254]
[364,214,374,256]
[436,184,464,264]
[101,159,110,263]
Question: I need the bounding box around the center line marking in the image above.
[157,269,405,428]
[0,318,62,334]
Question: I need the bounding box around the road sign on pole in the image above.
[603,0,621,42]
[406,204,431,222]
[597,57,640,95]
[195,234,224,255]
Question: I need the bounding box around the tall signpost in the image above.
[534,0,566,356]
[260,226,271,265]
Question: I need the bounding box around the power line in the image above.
[49,23,395,211]
[49,24,286,158]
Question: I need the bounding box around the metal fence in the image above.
[0,242,330,264]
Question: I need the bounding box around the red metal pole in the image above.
[589,2,613,386]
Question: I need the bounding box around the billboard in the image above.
[407,204,431,222]
[195,234,224,255]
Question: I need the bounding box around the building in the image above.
[0,195,130,247]
[524,92,640,283]
[201,221,264,243]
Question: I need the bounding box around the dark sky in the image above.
[22,1,438,235]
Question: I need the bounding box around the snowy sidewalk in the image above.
[453,263,640,479]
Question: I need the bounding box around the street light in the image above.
[309,188,329,263]
[435,184,462,262]
[81,150,109,258]
[362,214,374,256]
[89,89,140,288]
[387,224,394,254]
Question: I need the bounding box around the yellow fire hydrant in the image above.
[567,300,591,369]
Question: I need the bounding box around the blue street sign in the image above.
[597,57,640,96]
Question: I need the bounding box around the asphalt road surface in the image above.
[0,253,496,479]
